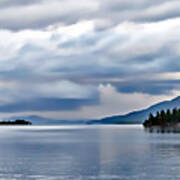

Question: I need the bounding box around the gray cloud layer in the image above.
[1,0,180,30]
[0,1,179,115]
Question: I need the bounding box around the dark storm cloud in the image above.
[0,98,99,113]
[111,80,180,95]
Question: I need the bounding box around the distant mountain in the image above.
[3,115,88,125]
[4,96,180,125]
[89,96,180,124]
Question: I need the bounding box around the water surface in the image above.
[0,125,180,179]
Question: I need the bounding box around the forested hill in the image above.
[143,108,180,127]
[90,96,180,124]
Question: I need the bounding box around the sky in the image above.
[0,0,180,120]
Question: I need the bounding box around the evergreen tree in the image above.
[143,108,180,128]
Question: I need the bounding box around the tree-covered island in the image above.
[0,119,32,125]
[143,108,180,133]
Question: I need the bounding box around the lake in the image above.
[0,125,180,179]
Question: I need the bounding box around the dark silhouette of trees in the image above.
[0,119,32,125]
[143,108,180,128]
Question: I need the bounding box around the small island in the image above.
[0,119,32,126]
[143,108,180,133]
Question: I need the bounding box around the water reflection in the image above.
[0,125,179,179]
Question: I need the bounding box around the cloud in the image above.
[0,0,98,30]
[112,80,180,95]
[0,97,99,113]
[0,0,41,8]
[0,19,180,92]
[0,77,99,113]
[0,9,179,116]
[0,0,180,30]
[35,84,174,120]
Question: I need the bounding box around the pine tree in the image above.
[143,108,180,128]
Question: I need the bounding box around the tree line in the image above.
[143,108,180,127]
[0,119,32,125]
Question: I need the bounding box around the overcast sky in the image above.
[0,0,179,120]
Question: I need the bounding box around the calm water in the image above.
[0,125,180,179]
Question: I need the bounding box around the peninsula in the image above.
[143,108,180,133]
[0,119,32,125]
